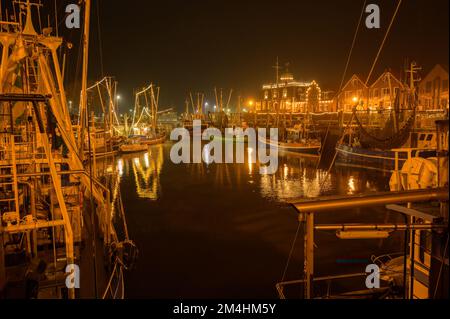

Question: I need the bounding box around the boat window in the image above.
[426,134,433,141]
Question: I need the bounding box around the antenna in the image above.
[13,0,42,34]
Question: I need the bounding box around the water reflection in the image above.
[259,154,332,201]
[118,143,389,202]
[120,142,392,298]
[119,145,164,200]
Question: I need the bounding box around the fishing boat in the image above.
[258,124,322,154]
[335,65,439,171]
[120,139,148,153]
[139,132,166,145]
[335,109,438,171]
[0,1,136,299]
[335,143,436,171]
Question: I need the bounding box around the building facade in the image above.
[256,71,334,113]
[418,64,449,111]
[368,71,404,110]
[335,74,368,111]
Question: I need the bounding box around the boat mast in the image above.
[406,61,421,108]
[78,0,91,155]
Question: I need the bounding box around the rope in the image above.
[338,0,367,94]
[95,0,104,77]
[280,221,301,282]
[102,255,128,299]
[433,233,449,298]
[365,0,403,86]
[102,258,119,299]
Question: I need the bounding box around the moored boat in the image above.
[258,134,321,154]
[120,141,148,153]
[335,143,436,171]
[139,133,166,145]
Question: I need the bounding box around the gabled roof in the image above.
[370,70,404,89]
[340,74,367,93]
[421,64,449,83]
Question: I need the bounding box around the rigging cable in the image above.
[365,0,403,86]
[278,0,407,289]
[432,233,449,298]
[95,0,104,77]
[280,221,301,282]
[86,101,99,298]
[322,0,404,189]
[279,2,369,284]
[337,0,367,95]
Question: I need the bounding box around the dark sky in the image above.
[4,0,449,112]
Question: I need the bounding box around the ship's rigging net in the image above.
[354,109,415,149]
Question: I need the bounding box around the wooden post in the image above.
[304,212,314,299]
[0,224,5,296]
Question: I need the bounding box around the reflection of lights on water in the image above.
[259,161,331,201]
[348,176,355,194]
[144,152,150,168]
[117,159,123,177]
[203,143,211,165]
[129,145,164,200]
[247,147,253,174]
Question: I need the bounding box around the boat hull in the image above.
[120,144,148,153]
[335,144,436,171]
[258,135,321,154]
[139,134,166,145]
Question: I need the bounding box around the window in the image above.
[394,87,399,97]
[419,134,426,141]
[345,91,352,99]
[425,81,432,93]
[426,134,433,141]
[382,88,390,96]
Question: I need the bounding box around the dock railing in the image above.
[280,188,448,299]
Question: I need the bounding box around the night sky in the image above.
[5,0,450,112]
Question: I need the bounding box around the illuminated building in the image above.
[368,70,404,110]
[256,68,334,113]
[335,74,369,112]
[418,64,449,110]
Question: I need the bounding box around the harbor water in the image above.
[117,142,405,298]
